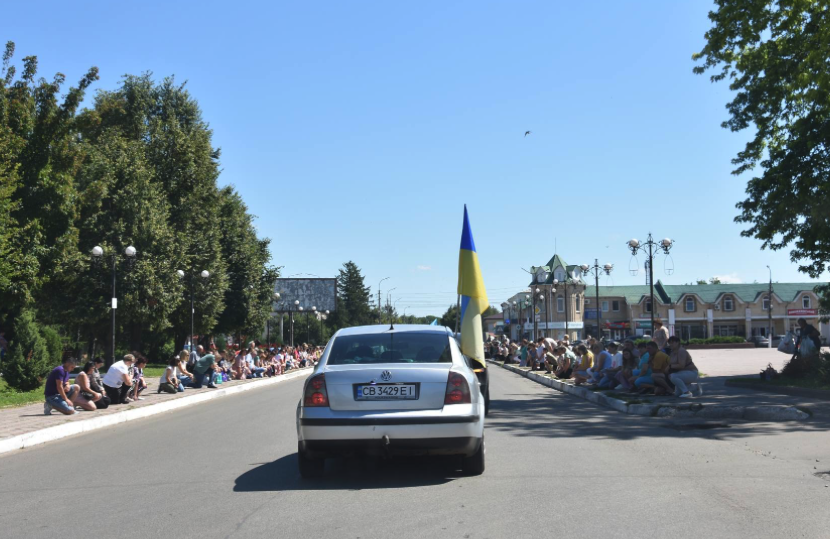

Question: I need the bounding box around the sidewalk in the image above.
[490,359,830,422]
[0,368,312,455]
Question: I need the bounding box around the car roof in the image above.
[333,324,454,337]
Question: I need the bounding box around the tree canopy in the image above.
[694,2,830,278]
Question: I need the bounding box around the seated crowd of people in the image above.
[43,341,323,416]
[489,322,703,398]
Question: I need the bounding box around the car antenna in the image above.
[389,319,395,331]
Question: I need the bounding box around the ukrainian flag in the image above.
[458,205,488,368]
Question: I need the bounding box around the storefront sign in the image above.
[636,320,652,329]
[788,308,817,316]
[604,321,630,329]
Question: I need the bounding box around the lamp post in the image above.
[767,266,776,348]
[580,260,613,340]
[320,313,327,342]
[291,300,299,346]
[385,287,397,324]
[627,234,674,336]
[177,267,210,352]
[268,292,280,346]
[310,306,317,344]
[378,277,390,323]
[92,245,137,365]
[393,298,401,322]
[539,290,546,339]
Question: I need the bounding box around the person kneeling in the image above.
[44,357,80,415]
[102,355,135,404]
[191,353,218,388]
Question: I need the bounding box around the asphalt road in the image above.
[1,368,829,539]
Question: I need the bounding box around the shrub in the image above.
[4,310,53,391]
[39,325,64,364]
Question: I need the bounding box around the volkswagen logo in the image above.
[380,370,392,382]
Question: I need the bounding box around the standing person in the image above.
[192,353,218,388]
[667,336,700,398]
[74,361,104,411]
[653,319,670,352]
[87,357,111,409]
[102,355,135,404]
[159,356,184,393]
[44,357,80,415]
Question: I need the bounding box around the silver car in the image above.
[296,324,486,478]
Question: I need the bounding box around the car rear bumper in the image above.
[300,436,481,457]
[296,403,484,456]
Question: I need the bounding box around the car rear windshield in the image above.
[327,333,452,365]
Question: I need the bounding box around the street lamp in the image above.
[267,292,280,346]
[772,266,776,348]
[291,300,300,346]
[177,267,209,352]
[627,233,674,336]
[92,245,137,365]
[378,277,390,323]
[581,260,613,340]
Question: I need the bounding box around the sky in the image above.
[4,1,826,316]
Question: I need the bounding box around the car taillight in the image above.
[304,374,329,407]
[444,372,471,404]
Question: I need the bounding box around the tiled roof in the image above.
[584,281,819,305]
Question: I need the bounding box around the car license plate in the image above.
[355,384,417,400]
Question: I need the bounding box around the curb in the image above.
[489,361,809,422]
[725,379,830,401]
[0,368,313,456]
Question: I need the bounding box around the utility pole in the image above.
[378,277,390,324]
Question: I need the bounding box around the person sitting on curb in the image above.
[572,345,593,385]
[644,342,673,396]
[191,352,218,388]
[531,338,547,371]
[177,350,194,387]
[597,342,623,388]
[631,343,652,392]
[75,361,105,411]
[102,354,135,404]
[667,336,701,398]
[159,355,185,393]
[87,357,111,409]
[613,349,639,390]
[44,357,80,415]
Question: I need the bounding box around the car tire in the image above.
[461,437,485,476]
[298,444,325,479]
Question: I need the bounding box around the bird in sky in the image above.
[524,131,531,137]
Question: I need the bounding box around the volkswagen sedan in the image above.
[295,324,486,478]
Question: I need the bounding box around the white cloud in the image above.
[713,273,742,284]
[416,265,432,271]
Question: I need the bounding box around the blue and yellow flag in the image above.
[458,205,488,368]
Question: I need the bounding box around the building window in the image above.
[584,298,590,305]
[612,300,620,312]
[715,325,738,337]
[723,296,734,311]
[602,301,609,312]
[645,300,652,313]
[685,297,695,312]
[557,296,565,312]
[803,295,811,309]
[575,296,581,313]
[763,296,770,311]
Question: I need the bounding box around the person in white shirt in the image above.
[158,356,184,393]
[102,355,135,404]
[598,343,623,388]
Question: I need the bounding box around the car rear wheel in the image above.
[461,437,485,476]
[298,444,325,479]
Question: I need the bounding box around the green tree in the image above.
[695,280,708,285]
[439,304,459,329]
[83,74,230,348]
[333,262,372,329]
[0,41,98,324]
[4,309,52,391]
[214,186,278,339]
[694,2,830,278]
